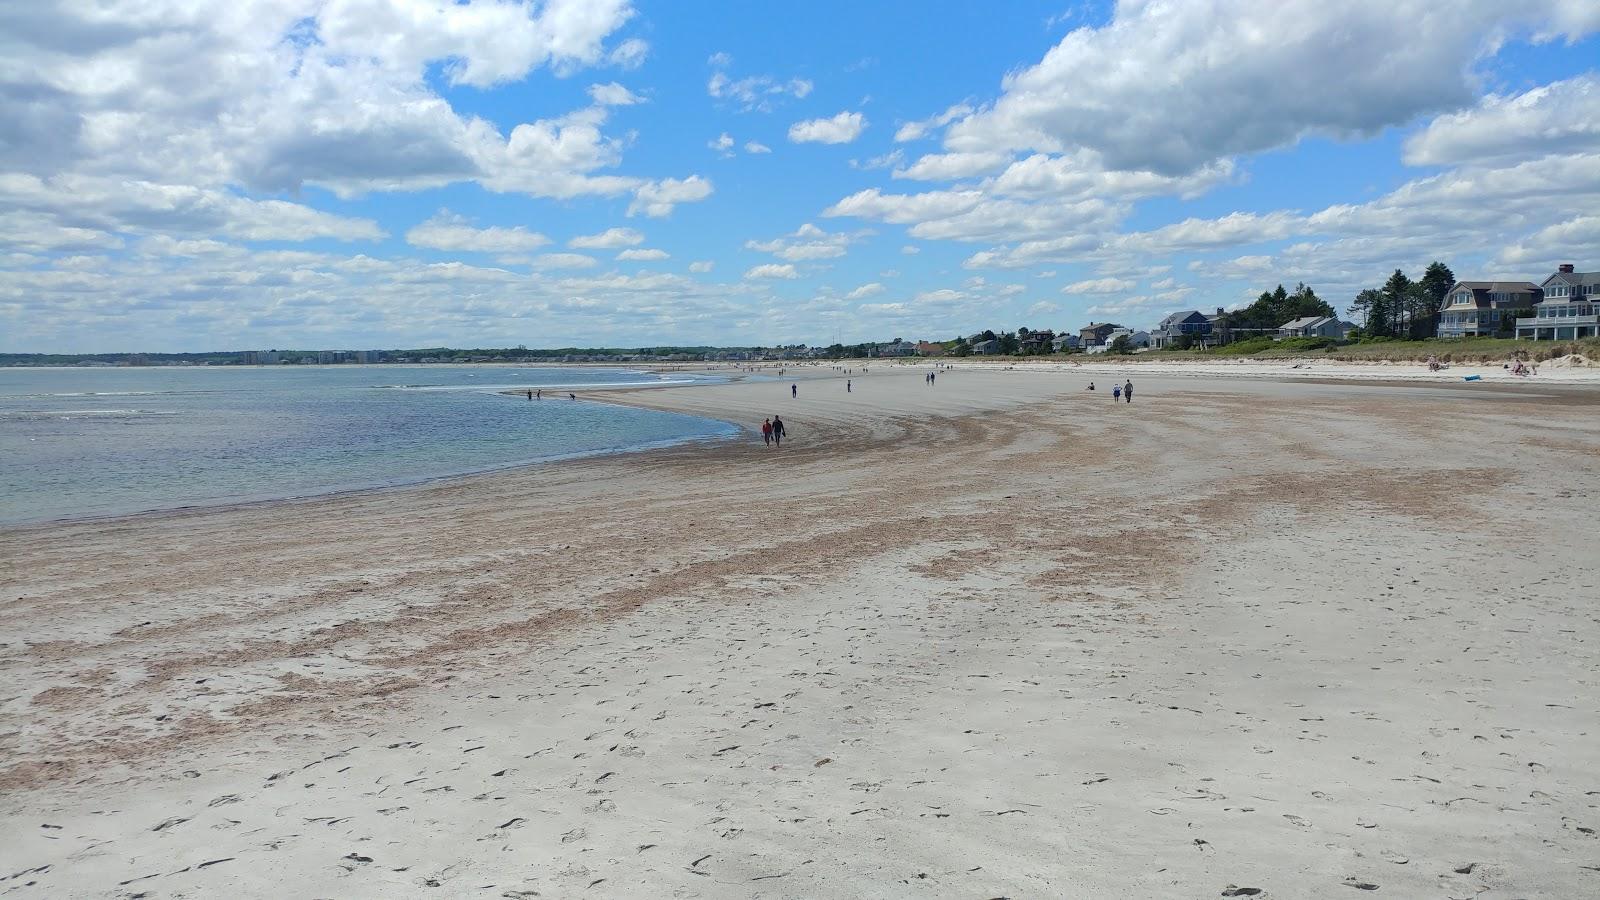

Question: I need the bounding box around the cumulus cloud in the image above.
[627,176,714,217]
[569,227,644,249]
[531,252,599,269]
[405,210,549,253]
[588,82,645,106]
[1062,277,1136,294]
[744,141,772,154]
[895,103,974,142]
[894,152,1013,181]
[744,263,799,279]
[942,0,1600,174]
[617,248,668,261]
[688,260,715,273]
[746,223,861,261]
[709,133,735,156]
[706,54,813,112]
[1403,73,1600,166]
[788,112,868,145]
[846,282,886,299]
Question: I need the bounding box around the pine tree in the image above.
[1381,270,1413,339]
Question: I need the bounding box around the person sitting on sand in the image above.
[771,415,786,447]
[1087,381,1095,391]
[761,418,773,446]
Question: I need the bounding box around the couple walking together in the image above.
[761,416,787,447]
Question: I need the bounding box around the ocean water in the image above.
[0,366,738,526]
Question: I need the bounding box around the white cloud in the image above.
[617,248,668,261]
[746,223,860,261]
[405,210,549,253]
[688,260,714,273]
[943,0,1600,174]
[744,141,772,154]
[744,263,798,279]
[709,133,735,156]
[706,57,813,112]
[846,282,886,299]
[569,227,644,249]
[588,82,645,106]
[788,111,868,145]
[894,152,1013,181]
[627,176,714,217]
[895,103,974,142]
[608,38,649,70]
[531,252,598,269]
[1027,300,1059,315]
[1403,74,1600,166]
[1062,277,1136,294]
[901,245,920,255]
[913,288,967,305]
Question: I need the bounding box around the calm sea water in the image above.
[0,366,738,526]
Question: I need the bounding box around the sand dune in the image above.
[3,368,1597,897]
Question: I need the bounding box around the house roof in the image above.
[1154,310,1208,329]
[1281,316,1340,330]
[1541,270,1600,287]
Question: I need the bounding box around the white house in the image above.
[1515,264,1599,340]
[1277,316,1351,339]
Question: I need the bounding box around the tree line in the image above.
[1347,262,1455,340]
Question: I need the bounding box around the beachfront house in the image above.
[1277,316,1351,340]
[915,341,946,357]
[873,339,918,357]
[969,339,1001,354]
[1149,310,1214,349]
[1051,333,1081,353]
[1515,264,1600,340]
[1079,322,1119,348]
[1436,281,1542,338]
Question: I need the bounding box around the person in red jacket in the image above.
[761,418,773,446]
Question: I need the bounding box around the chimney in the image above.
[1559,264,1575,273]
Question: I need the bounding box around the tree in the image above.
[1381,269,1414,339]
[997,331,1020,354]
[950,339,971,357]
[1109,334,1134,355]
[1415,261,1455,339]
[1349,288,1387,337]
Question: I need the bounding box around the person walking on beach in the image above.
[1124,380,1133,403]
[791,383,798,399]
[1113,384,1121,401]
[847,379,852,393]
[771,415,786,447]
[761,418,773,446]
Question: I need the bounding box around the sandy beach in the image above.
[3,366,1598,898]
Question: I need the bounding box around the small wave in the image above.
[0,408,179,419]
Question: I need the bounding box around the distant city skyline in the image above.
[3,0,1598,353]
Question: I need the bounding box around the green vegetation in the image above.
[1145,335,1599,363]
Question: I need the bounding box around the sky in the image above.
[2,0,1599,353]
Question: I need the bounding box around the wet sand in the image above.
[2,367,1598,898]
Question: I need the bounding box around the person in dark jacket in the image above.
[771,415,787,447]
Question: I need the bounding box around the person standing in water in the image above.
[1124,380,1133,403]
[771,415,786,447]
[761,418,773,446]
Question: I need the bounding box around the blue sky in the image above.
[2,0,1598,352]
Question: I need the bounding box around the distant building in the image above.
[1079,322,1119,347]
[874,339,918,357]
[1051,334,1081,352]
[1149,310,1215,349]
[969,339,1001,354]
[1103,328,1149,349]
[915,341,946,357]
[1437,281,1542,338]
[1277,316,1351,340]
[1515,264,1599,340]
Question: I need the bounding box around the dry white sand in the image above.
[3,368,1598,898]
